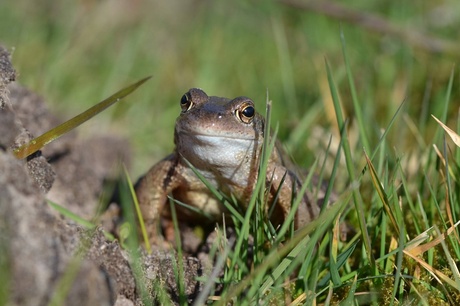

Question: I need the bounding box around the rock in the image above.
[0,150,114,306]
[0,45,15,109]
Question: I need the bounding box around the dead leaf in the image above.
[432,115,460,147]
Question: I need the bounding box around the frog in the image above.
[135,88,321,244]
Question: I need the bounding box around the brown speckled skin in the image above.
[135,88,319,242]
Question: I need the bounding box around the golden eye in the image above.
[180,92,193,112]
[236,104,255,124]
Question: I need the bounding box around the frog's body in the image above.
[135,88,320,241]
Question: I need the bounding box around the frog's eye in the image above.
[236,104,255,124]
[180,93,193,112]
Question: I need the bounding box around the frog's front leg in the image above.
[135,154,182,244]
[268,166,320,230]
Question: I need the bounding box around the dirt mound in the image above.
[0,44,203,306]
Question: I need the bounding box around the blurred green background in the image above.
[1,0,459,176]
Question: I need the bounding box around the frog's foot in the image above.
[139,220,174,250]
[142,235,174,251]
[162,218,176,244]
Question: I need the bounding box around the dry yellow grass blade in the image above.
[404,249,460,290]
[432,143,460,244]
[432,114,460,147]
[432,144,457,182]
[443,182,460,245]
[289,293,306,306]
[432,144,446,169]
[332,216,340,252]
[405,221,460,257]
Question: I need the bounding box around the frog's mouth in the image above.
[177,132,260,168]
[181,133,257,151]
[177,126,259,141]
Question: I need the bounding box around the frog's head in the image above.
[174,88,264,172]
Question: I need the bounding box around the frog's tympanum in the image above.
[135,88,321,242]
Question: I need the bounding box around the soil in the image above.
[0,44,206,306]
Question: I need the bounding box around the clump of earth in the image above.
[0,44,209,306]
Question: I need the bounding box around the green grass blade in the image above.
[226,97,278,285]
[396,157,421,234]
[272,17,297,113]
[368,99,406,163]
[424,66,455,178]
[122,164,151,254]
[275,157,319,243]
[259,235,311,293]
[259,91,274,204]
[47,199,118,241]
[363,150,399,237]
[340,29,370,151]
[433,66,454,144]
[325,59,374,267]
[390,217,406,306]
[118,175,153,305]
[181,157,244,224]
[321,119,346,212]
[168,197,214,220]
[13,76,152,159]
[217,195,349,305]
[342,274,358,305]
[169,198,187,306]
[47,200,115,240]
[317,239,359,287]
[47,200,95,229]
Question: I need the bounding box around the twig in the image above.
[280,0,460,56]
